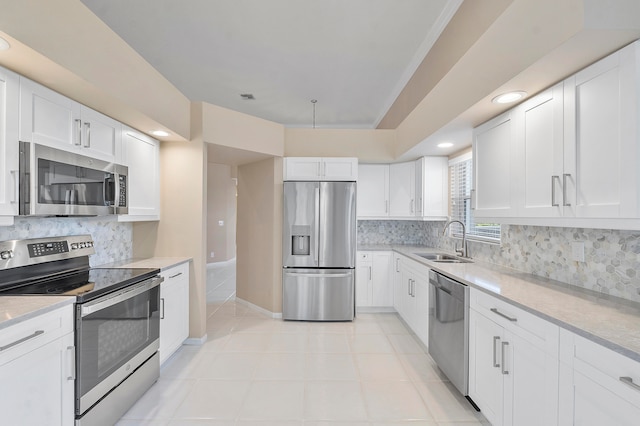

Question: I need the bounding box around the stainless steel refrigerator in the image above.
[282,181,356,321]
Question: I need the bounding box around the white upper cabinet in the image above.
[19,78,122,163]
[0,66,20,225]
[358,157,448,220]
[516,83,565,217]
[565,41,639,219]
[389,161,416,217]
[473,111,518,218]
[474,40,640,229]
[118,126,160,221]
[357,164,389,217]
[283,157,357,181]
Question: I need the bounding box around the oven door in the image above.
[19,141,128,216]
[75,276,161,415]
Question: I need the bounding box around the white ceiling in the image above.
[79,0,461,129]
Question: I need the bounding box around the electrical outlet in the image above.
[210,251,215,258]
[571,242,585,262]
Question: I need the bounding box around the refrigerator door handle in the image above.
[315,183,321,266]
[285,272,353,278]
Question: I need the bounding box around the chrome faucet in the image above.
[442,220,469,258]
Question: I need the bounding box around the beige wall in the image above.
[284,128,396,162]
[133,135,208,340]
[201,102,285,157]
[236,157,283,313]
[207,162,237,263]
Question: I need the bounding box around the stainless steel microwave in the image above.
[19,142,128,216]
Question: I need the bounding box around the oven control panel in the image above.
[28,241,69,258]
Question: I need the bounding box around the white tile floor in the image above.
[116,261,489,426]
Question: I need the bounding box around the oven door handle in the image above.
[80,276,163,317]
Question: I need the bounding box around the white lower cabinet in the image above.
[468,289,559,426]
[0,65,19,226]
[356,251,393,308]
[393,254,429,347]
[559,329,640,425]
[0,304,75,425]
[159,262,190,365]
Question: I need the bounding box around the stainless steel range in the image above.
[0,235,163,426]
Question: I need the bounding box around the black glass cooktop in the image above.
[0,267,160,303]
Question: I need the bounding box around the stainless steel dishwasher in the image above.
[428,270,470,396]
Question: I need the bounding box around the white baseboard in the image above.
[235,297,282,319]
[183,334,207,345]
[356,306,397,314]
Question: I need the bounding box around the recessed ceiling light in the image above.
[437,142,454,148]
[492,91,527,104]
[151,130,169,137]
[0,37,10,51]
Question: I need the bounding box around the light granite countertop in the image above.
[0,296,75,331]
[360,244,640,363]
[98,257,191,271]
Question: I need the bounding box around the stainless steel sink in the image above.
[414,253,473,263]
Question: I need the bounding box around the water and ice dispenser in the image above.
[290,225,311,256]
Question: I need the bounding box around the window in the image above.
[449,153,501,243]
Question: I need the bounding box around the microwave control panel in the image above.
[119,175,127,207]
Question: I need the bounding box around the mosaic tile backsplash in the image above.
[358,220,640,303]
[0,217,133,267]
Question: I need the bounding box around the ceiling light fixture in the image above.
[311,99,317,129]
[240,93,255,100]
[492,91,527,104]
[0,37,10,51]
[437,142,454,148]
[151,130,169,137]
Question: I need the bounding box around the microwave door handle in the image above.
[114,173,121,213]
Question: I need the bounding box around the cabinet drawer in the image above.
[161,262,189,286]
[471,289,558,355]
[0,304,73,367]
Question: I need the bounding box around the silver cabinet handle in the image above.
[470,189,476,210]
[385,200,389,214]
[369,266,372,280]
[169,272,183,279]
[563,173,571,206]
[160,297,165,319]
[493,336,501,368]
[67,346,76,380]
[395,258,400,272]
[408,279,411,296]
[75,119,82,146]
[410,199,414,213]
[551,175,560,207]
[491,308,517,322]
[0,329,44,351]
[411,279,416,297]
[83,122,91,148]
[501,341,509,375]
[10,170,18,203]
[620,376,640,392]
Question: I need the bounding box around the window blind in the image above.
[449,154,501,243]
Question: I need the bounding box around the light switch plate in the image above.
[571,242,585,262]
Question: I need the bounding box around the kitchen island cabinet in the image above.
[0,301,75,425]
[0,65,19,226]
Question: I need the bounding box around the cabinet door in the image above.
[371,252,393,307]
[565,41,639,219]
[0,66,19,220]
[20,77,81,149]
[120,127,160,220]
[322,158,358,181]
[422,156,449,218]
[284,157,322,180]
[79,106,122,163]
[517,83,565,218]
[400,267,417,328]
[356,253,372,307]
[473,111,517,218]
[357,164,389,217]
[505,330,559,426]
[468,308,504,426]
[392,254,403,313]
[413,273,429,347]
[389,161,415,217]
[159,263,190,365]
